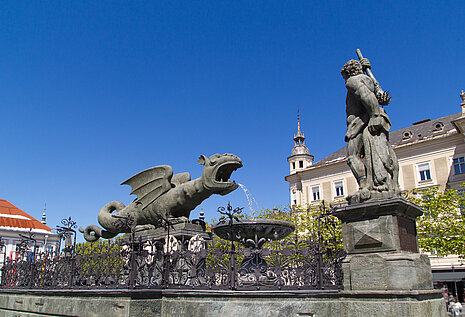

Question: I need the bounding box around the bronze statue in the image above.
[341,50,400,204]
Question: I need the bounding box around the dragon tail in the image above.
[78,225,118,242]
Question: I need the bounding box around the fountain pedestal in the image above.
[334,197,433,291]
[212,218,295,285]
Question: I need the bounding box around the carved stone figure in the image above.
[340,53,400,204]
[460,90,465,109]
[79,153,242,241]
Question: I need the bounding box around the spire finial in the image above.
[293,107,305,146]
[41,203,47,225]
[199,205,205,221]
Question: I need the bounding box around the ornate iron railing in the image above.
[0,205,345,291]
[0,235,344,291]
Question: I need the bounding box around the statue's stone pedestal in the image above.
[334,197,433,291]
[343,251,432,291]
[134,222,211,242]
[118,222,211,247]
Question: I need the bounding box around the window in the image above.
[334,180,344,197]
[299,161,303,168]
[418,162,432,181]
[292,162,295,169]
[292,190,297,205]
[454,157,465,175]
[312,186,320,201]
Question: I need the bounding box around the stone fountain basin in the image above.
[212,218,295,243]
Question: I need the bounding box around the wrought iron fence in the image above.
[0,207,345,291]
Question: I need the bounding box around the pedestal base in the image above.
[343,252,433,290]
[334,197,433,291]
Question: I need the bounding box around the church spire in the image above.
[294,108,306,147]
[288,108,313,174]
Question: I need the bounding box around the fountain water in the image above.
[238,183,260,215]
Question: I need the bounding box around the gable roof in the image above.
[0,199,53,234]
[311,112,462,169]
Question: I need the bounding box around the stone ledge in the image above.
[340,289,443,300]
[0,288,339,297]
[334,197,422,222]
[0,288,442,298]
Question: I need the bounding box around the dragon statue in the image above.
[79,153,242,242]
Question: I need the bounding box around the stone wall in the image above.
[0,289,446,317]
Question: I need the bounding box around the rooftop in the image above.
[310,112,462,169]
[0,199,54,234]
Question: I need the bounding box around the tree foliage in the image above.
[256,202,343,249]
[407,186,465,258]
[74,239,123,279]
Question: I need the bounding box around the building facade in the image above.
[0,199,61,265]
[285,95,465,298]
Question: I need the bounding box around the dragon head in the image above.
[198,153,242,195]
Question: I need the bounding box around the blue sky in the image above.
[0,2,463,241]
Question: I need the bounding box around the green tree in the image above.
[74,239,123,281]
[256,202,342,244]
[407,186,465,258]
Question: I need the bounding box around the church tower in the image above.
[287,109,314,174]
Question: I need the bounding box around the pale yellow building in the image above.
[285,95,465,297]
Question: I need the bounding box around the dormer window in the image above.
[433,121,444,132]
[402,131,413,140]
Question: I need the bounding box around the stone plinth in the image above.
[0,288,446,317]
[120,222,211,244]
[342,252,433,291]
[334,197,433,291]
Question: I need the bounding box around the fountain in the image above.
[211,203,295,285]
[212,218,295,248]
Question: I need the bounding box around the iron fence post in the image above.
[217,203,243,290]
[316,204,324,289]
[229,237,236,290]
[67,253,75,288]
[128,221,137,289]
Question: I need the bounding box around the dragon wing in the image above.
[171,172,191,186]
[121,165,173,210]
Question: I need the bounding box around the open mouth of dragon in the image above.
[214,162,242,185]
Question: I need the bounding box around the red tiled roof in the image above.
[0,199,52,232]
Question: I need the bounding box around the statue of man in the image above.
[340,58,400,204]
